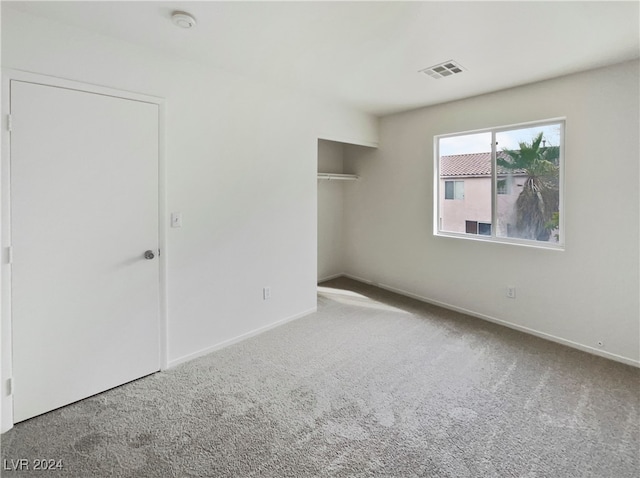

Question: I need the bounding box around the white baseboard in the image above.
[342,273,375,285]
[327,273,639,368]
[317,273,344,283]
[167,307,317,369]
[374,281,640,368]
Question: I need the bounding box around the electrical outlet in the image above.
[263,287,271,300]
[506,286,516,299]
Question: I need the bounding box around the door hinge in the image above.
[6,378,12,396]
[7,114,12,132]
[6,246,13,264]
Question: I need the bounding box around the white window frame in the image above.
[444,180,464,200]
[434,118,565,250]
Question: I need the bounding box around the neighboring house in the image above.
[439,152,528,237]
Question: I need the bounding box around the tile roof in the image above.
[440,152,526,177]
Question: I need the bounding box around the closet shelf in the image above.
[317,173,359,181]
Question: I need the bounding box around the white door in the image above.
[11,80,160,422]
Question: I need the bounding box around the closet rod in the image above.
[317,173,359,181]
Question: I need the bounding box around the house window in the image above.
[436,119,564,248]
[465,221,492,235]
[478,222,492,235]
[444,180,464,200]
[465,220,477,234]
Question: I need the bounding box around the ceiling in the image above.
[5,1,640,116]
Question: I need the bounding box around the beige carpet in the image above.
[2,277,639,477]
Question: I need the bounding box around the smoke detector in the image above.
[172,12,197,29]
[419,60,465,79]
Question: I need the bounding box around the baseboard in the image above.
[319,273,378,286]
[167,307,317,369]
[317,272,345,283]
[331,273,639,368]
[373,281,640,368]
[168,277,639,369]
[342,273,375,285]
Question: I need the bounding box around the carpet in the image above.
[2,277,639,477]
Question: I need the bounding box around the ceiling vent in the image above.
[419,60,465,79]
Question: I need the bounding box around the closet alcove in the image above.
[317,138,376,282]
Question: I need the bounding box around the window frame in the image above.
[444,180,464,200]
[496,178,508,195]
[434,118,565,250]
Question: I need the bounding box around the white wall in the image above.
[1,7,378,430]
[343,60,640,365]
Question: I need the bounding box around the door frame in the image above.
[1,69,168,433]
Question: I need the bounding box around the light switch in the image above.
[171,212,182,228]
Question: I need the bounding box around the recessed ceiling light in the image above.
[172,11,197,29]
[419,60,465,79]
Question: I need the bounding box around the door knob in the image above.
[144,250,155,260]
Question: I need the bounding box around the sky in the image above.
[439,124,561,156]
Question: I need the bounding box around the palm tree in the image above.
[497,132,559,241]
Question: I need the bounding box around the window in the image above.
[478,222,492,236]
[465,221,492,235]
[465,220,477,234]
[444,180,464,200]
[435,119,564,248]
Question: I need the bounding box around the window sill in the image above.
[434,231,565,251]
